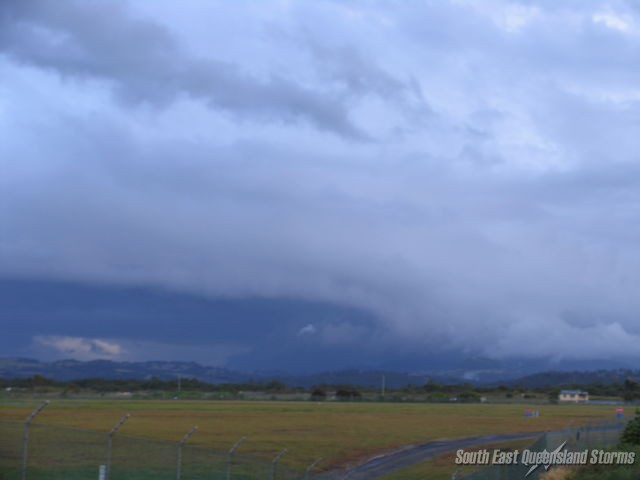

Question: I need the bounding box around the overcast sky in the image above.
[2,0,640,373]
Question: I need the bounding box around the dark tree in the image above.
[310,387,327,401]
[620,409,640,446]
[336,389,361,401]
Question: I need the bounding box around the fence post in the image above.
[226,436,246,480]
[270,449,287,480]
[176,425,198,480]
[304,457,322,480]
[20,401,49,480]
[105,413,130,480]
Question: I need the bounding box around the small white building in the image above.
[559,390,589,403]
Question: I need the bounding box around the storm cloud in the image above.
[2,0,640,370]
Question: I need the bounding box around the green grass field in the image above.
[0,399,620,478]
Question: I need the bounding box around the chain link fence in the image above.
[0,420,306,480]
[459,418,630,480]
[1,413,633,480]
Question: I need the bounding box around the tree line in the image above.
[2,375,639,401]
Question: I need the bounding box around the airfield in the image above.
[0,399,618,479]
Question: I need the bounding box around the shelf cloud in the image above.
[2,0,640,370]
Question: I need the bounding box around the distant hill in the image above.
[499,369,640,388]
[0,357,251,383]
[0,358,440,388]
[2,357,638,389]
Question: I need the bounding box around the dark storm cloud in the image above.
[2,0,640,368]
[0,279,385,370]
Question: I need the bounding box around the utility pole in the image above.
[381,374,386,400]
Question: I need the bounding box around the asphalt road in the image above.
[320,431,542,479]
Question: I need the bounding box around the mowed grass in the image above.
[0,399,617,470]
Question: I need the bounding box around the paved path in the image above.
[320,431,542,479]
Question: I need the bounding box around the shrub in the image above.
[458,391,481,402]
[335,388,362,401]
[310,387,327,401]
[620,409,640,446]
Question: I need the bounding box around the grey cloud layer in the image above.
[2,0,640,362]
[0,0,406,138]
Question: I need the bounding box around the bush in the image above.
[620,409,640,446]
[566,446,640,480]
[428,392,447,402]
[335,389,362,401]
[310,387,327,401]
[423,381,443,393]
[458,391,481,402]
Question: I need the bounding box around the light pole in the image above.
[176,425,198,480]
[105,413,130,479]
[226,436,246,480]
[21,401,49,480]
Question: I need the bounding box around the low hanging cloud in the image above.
[31,334,250,364]
[2,0,640,366]
[297,324,317,337]
[34,335,124,361]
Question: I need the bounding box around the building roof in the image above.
[559,390,588,395]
